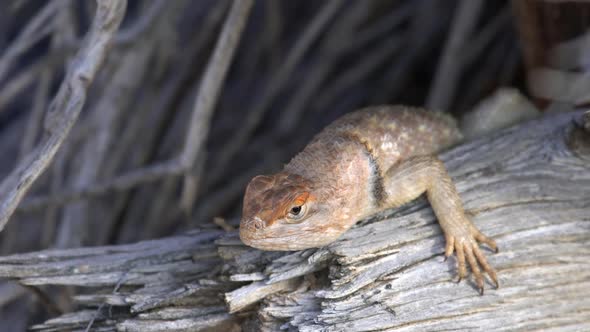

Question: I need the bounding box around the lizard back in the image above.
[282,105,462,210]
[313,105,462,173]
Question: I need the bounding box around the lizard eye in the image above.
[286,204,307,222]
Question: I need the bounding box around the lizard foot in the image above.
[443,226,498,295]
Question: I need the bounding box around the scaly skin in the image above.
[240,105,498,294]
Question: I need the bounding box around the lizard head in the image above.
[240,172,342,251]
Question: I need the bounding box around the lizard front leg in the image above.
[383,155,498,294]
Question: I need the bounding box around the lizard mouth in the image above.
[239,232,275,250]
[239,224,335,251]
[240,236,305,251]
[239,221,298,251]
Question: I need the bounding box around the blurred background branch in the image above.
[0,0,127,234]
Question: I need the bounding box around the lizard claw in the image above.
[446,227,499,293]
[472,227,499,253]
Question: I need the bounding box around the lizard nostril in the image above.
[254,219,263,230]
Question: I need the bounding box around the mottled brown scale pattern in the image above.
[240,105,498,294]
[316,106,462,174]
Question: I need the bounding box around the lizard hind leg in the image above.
[383,155,499,294]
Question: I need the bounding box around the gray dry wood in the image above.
[0,111,588,331]
[0,0,127,232]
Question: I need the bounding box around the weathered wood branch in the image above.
[0,111,588,331]
[179,0,254,213]
[0,0,127,232]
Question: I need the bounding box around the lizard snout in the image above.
[239,216,265,245]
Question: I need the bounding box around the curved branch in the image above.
[179,0,254,213]
[0,0,127,232]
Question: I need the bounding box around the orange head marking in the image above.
[240,172,318,246]
[242,173,312,226]
[240,172,348,251]
[293,192,310,206]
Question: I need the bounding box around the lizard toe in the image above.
[464,242,484,295]
[455,240,467,282]
[444,234,455,262]
[473,244,499,288]
[472,227,498,253]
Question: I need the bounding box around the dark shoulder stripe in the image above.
[342,133,387,207]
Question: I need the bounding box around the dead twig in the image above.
[0,282,26,308]
[0,0,127,232]
[18,68,53,160]
[84,273,127,332]
[21,284,62,317]
[208,0,345,188]
[370,1,447,104]
[426,0,485,111]
[276,1,370,134]
[56,40,153,248]
[179,0,254,214]
[18,159,183,212]
[461,7,511,68]
[114,0,166,45]
[0,1,60,85]
[0,58,47,113]
[106,6,225,241]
